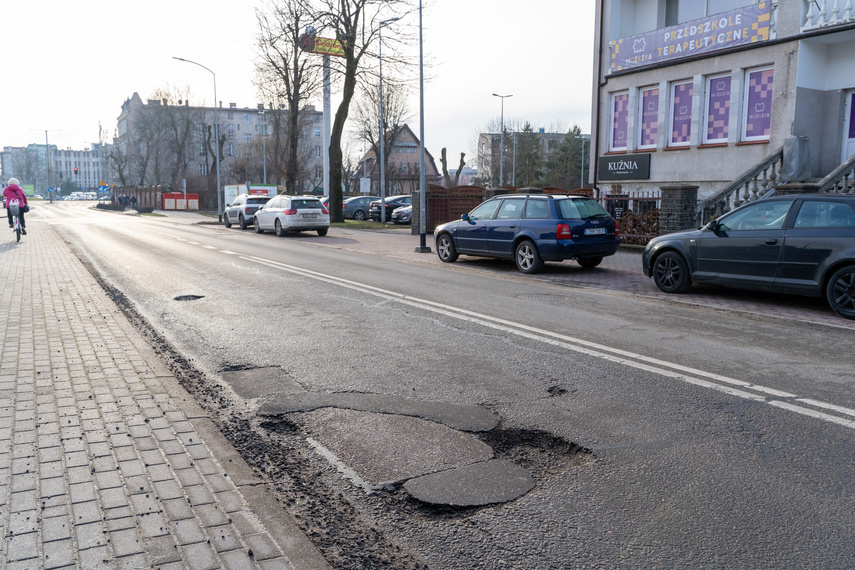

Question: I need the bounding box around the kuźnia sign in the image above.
[598,154,651,180]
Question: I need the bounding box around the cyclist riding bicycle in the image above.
[3,178,27,235]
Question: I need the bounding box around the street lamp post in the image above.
[415,0,431,253]
[173,57,222,222]
[492,93,512,187]
[378,17,399,224]
[259,109,267,184]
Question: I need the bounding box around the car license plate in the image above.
[302,213,318,219]
[585,227,606,235]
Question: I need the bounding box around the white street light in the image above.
[378,17,399,224]
[173,57,222,221]
[492,93,512,187]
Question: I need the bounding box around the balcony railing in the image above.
[802,0,855,31]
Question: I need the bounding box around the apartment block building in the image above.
[591,1,855,203]
[1,143,112,194]
[115,93,324,208]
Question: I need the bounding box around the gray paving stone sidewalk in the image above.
[0,224,330,568]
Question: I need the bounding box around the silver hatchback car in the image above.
[254,195,330,237]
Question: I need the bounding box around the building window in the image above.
[315,146,321,158]
[669,80,693,147]
[742,67,773,142]
[228,124,234,135]
[316,166,322,177]
[228,111,234,119]
[199,163,208,176]
[609,91,629,151]
[638,87,659,149]
[244,134,252,142]
[401,161,409,174]
[228,143,235,157]
[200,144,206,155]
[198,123,205,135]
[704,74,731,144]
[244,114,252,124]
[315,127,321,137]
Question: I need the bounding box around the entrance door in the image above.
[843,90,855,163]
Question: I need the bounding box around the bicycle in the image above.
[8,200,22,242]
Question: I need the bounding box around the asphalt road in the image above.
[33,201,855,568]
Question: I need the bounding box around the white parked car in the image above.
[254,195,330,237]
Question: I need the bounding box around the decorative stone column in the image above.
[659,184,698,235]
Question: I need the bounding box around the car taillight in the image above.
[284,208,297,215]
[614,224,619,238]
[321,206,329,215]
[557,223,572,239]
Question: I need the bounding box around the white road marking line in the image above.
[130,227,855,431]
[241,254,855,431]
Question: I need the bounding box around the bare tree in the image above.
[256,0,323,194]
[440,148,466,188]
[11,147,42,187]
[311,0,414,222]
[352,78,411,196]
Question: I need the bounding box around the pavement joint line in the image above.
[0,222,330,569]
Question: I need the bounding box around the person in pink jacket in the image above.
[4,178,28,234]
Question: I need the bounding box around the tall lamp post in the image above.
[378,17,399,224]
[415,0,431,252]
[173,57,222,221]
[259,109,267,184]
[492,93,512,187]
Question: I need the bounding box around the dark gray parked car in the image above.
[642,194,855,319]
[342,195,379,220]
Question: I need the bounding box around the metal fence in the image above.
[598,190,661,246]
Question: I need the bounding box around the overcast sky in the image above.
[3,0,595,168]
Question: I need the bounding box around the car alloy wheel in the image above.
[826,265,855,319]
[239,215,248,230]
[223,214,232,228]
[275,219,286,237]
[436,233,458,263]
[254,217,264,233]
[653,251,691,294]
[515,240,544,274]
[353,210,366,221]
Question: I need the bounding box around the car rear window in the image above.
[557,198,611,220]
[292,199,322,209]
[247,197,269,205]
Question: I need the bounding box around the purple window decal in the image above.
[612,93,628,150]
[745,68,774,139]
[671,82,693,145]
[849,93,855,139]
[706,76,731,142]
[640,88,659,147]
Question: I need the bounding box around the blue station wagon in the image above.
[433,194,621,273]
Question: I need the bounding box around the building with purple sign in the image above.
[590,1,855,205]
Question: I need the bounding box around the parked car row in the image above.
[369,195,412,222]
[223,193,330,236]
[432,192,855,320]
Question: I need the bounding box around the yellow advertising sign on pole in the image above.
[298,29,346,58]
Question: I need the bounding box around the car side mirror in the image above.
[461,213,470,222]
[706,220,719,231]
